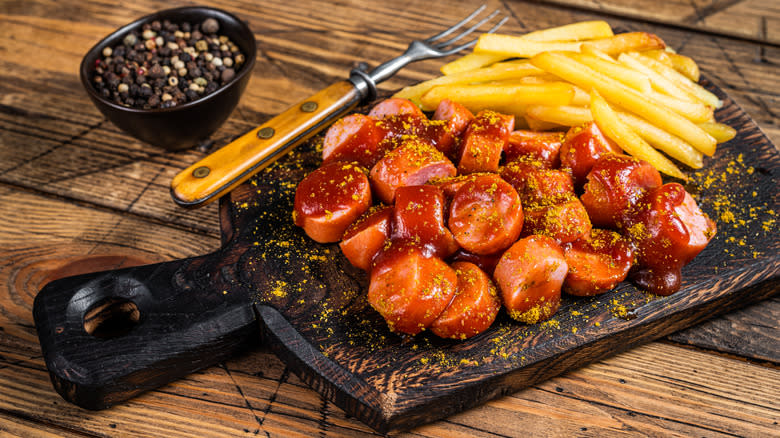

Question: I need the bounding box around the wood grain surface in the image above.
[1,0,778,436]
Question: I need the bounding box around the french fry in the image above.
[667,53,700,82]
[590,91,686,179]
[496,73,562,84]
[580,32,665,56]
[646,90,714,123]
[567,52,652,93]
[441,20,614,74]
[524,115,564,131]
[579,44,617,61]
[519,20,614,42]
[698,121,737,143]
[526,105,593,127]
[475,35,582,58]
[394,61,545,105]
[570,85,590,106]
[531,51,717,155]
[440,52,507,75]
[648,50,703,81]
[630,52,720,108]
[618,111,704,169]
[640,49,674,68]
[617,52,701,103]
[420,81,575,112]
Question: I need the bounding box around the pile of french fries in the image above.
[393,21,737,179]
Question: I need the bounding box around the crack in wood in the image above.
[317,395,329,437]
[124,165,166,213]
[0,119,106,178]
[220,363,265,435]
[500,0,529,33]
[0,103,59,121]
[682,0,746,24]
[0,353,45,373]
[0,406,101,438]
[537,385,746,436]
[259,366,289,427]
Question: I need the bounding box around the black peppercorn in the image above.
[92,18,246,109]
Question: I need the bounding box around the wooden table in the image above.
[1,0,778,436]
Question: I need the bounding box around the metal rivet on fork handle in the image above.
[301,101,318,112]
[192,166,210,178]
[257,127,275,139]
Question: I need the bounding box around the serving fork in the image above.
[171,5,508,207]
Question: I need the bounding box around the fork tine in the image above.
[436,15,510,56]
[434,9,501,49]
[422,4,487,43]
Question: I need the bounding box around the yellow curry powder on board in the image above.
[229,111,777,370]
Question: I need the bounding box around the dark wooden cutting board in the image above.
[33,82,779,434]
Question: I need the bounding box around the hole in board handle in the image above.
[83,297,141,339]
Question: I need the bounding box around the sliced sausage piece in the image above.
[562,228,634,296]
[369,139,457,204]
[522,197,592,245]
[368,97,424,119]
[504,130,564,167]
[340,205,393,271]
[368,242,458,335]
[493,235,568,324]
[433,98,475,159]
[293,162,372,243]
[429,172,502,198]
[322,114,388,168]
[580,154,662,228]
[448,176,524,255]
[624,183,716,296]
[430,262,501,339]
[457,110,514,174]
[501,157,575,208]
[377,113,452,157]
[393,185,459,258]
[560,122,619,189]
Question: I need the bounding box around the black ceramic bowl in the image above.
[80,6,256,151]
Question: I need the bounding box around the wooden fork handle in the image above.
[171,80,362,207]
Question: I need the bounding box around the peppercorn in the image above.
[123,33,137,46]
[148,64,165,78]
[202,18,219,34]
[91,18,246,109]
[221,68,235,84]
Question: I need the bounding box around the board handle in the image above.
[33,256,258,409]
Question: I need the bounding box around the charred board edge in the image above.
[666,284,780,362]
[257,260,778,434]
[33,252,260,410]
